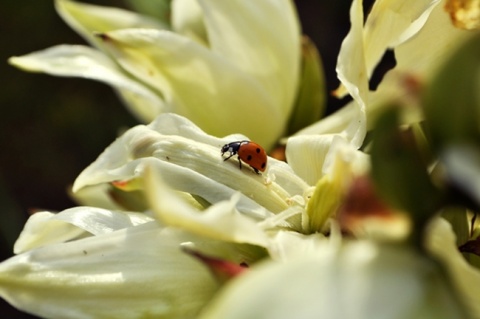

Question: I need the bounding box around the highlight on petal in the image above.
[8,45,165,122]
[199,0,301,117]
[56,0,167,47]
[97,28,283,149]
[0,222,219,319]
[14,207,153,254]
[199,240,467,319]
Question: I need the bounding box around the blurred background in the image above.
[0,0,372,317]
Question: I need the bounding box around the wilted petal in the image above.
[0,222,218,319]
[9,45,165,121]
[200,241,467,319]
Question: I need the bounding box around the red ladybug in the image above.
[221,140,267,174]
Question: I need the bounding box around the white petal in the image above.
[14,207,153,254]
[286,134,336,186]
[171,0,207,44]
[9,45,165,122]
[0,222,218,319]
[145,165,270,247]
[74,114,303,215]
[199,0,300,115]
[13,212,86,255]
[363,0,441,86]
[98,28,283,149]
[200,241,466,319]
[334,0,367,147]
[56,0,167,47]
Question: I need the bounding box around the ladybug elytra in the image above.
[221,140,267,174]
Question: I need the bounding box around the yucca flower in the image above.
[297,0,478,146]
[9,0,301,150]
[0,113,367,318]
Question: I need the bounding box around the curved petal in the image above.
[56,0,167,47]
[336,0,441,99]
[97,28,283,149]
[73,114,304,215]
[14,208,154,254]
[200,241,467,319]
[334,0,367,147]
[0,222,219,319]
[199,0,301,115]
[285,135,336,185]
[13,212,86,255]
[145,164,270,247]
[8,45,165,121]
[171,0,208,44]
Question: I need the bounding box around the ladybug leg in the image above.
[223,153,235,161]
[252,167,260,174]
[237,156,243,169]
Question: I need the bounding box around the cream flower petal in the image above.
[73,114,304,215]
[8,45,165,121]
[55,0,167,47]
[286,135,336,186]
[13,212,86,255]
[171,0,207,44]
[0,222,219,319]
[200,241,467,319]
[335,0,441,99]
[14,207,153,254]
[145,164,270,246]
[199,0,301,116]
[334,0,367,147]
[98,28,283,149]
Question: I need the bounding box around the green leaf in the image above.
[124,0,172,26]
[287,36,326,135]
[424,32,480,150]
[370,107,442,236]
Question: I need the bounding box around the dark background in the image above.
[0,0,373,317]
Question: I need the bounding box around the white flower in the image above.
[296,0,478,146]
[0,113,366,318]
[8,0,301,150]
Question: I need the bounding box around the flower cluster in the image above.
[3,0,480,318]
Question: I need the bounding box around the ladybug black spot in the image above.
[261,162,266,169]
[247,155,252,161]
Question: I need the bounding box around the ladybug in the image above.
[221,140,267,174]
